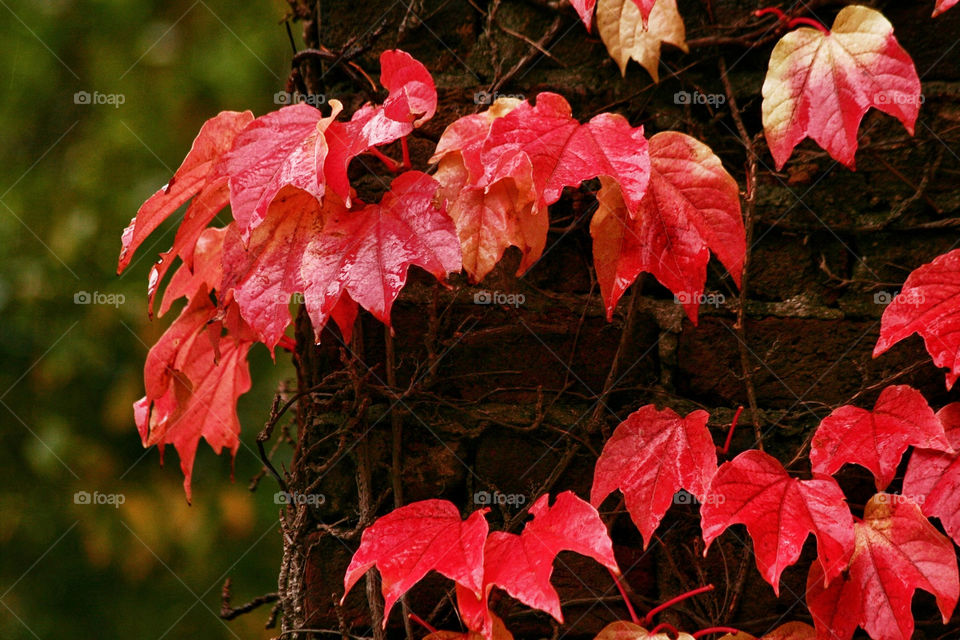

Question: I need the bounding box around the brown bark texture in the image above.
[263,1,960,638]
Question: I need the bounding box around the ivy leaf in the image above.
[118,110,253,274]
[456,492,619,637]
[424,614,513,640]
[157,225,229,317]
[134,294,254,503]
[903,403,960,547]
[589,131,744,322]
[594,621,694,639]
[571,0,658,32]
[432,99,538,281]
[342,500,490,623]
[324,49,437,203]
[591,404,717,548]
[935,0,958,16]
[596,0,687,82]
[220,186,339,350]
[301,171,461,340]
[717,622,815,640]
[480,93,650,216]
[219,101,343,238]
[874,248,960,390]
[809,385,951,491]
[700,449,854,594]
[760,5,921,169]
[806,494,959,640]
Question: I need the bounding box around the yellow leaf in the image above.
[596,0,687,81]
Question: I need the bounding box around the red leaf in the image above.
[118,110,252,273]
[324,50,437,203]
[219,102,342,237]
[934,0,958,16]
[146,180,231,317]
[432,99,542,281]
[380,49,437,128]
[456,492,619,636]
[301,171,460,339]
[873,248,960,389]
[809,385,951,491]
[806,494,959,640]
[135,294,254,502]
[480,93,650,215]
[158,225,229,317]
[903,402,960,547]
[220,187,339,350]
[341,500,489,622]
[570,0,657,31]
[760,6,921,169]
[589,131,744,322]
[700,450,854,594]
[591,405,717,548]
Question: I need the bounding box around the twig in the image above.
[719,56,763,451]
[220,577,279,620]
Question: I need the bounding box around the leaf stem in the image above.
[644,584,714,626]
[407,613,437,634]
[608,568,639,624]
[717,406,743,456]
[367,147,402,173]
[787,17,829,34]
[649,622,681,636]
[693,627,740,638]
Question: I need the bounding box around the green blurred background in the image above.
[0,1,300,637]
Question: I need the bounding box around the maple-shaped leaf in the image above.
[903,402,960,547]
[717,622,815,640]
[571,0,658,32]
[456,492,619,637]
[590,131,744,322]
[809,385,951,490]
[480,93,650,215]
[424,614,513,640]
[118,110,253,274]
[934,0,959,16]
[595,621,694,640]
[301,171,460,339]
[700,449,854,594]
[806,494,959,640]
[342,500,489,623]
[134,294,254,502]
[591,404,717,548]
[157,225,229,317]
[432,98,544,281]
[760,5,921,170]
[596,0,687,82]
[324,50,437,203]
[220,187,337,350]
[873,248,960,390]
[218,101,343,237]
[146,181,231,317]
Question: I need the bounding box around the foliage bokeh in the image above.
[0,1,294,637]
